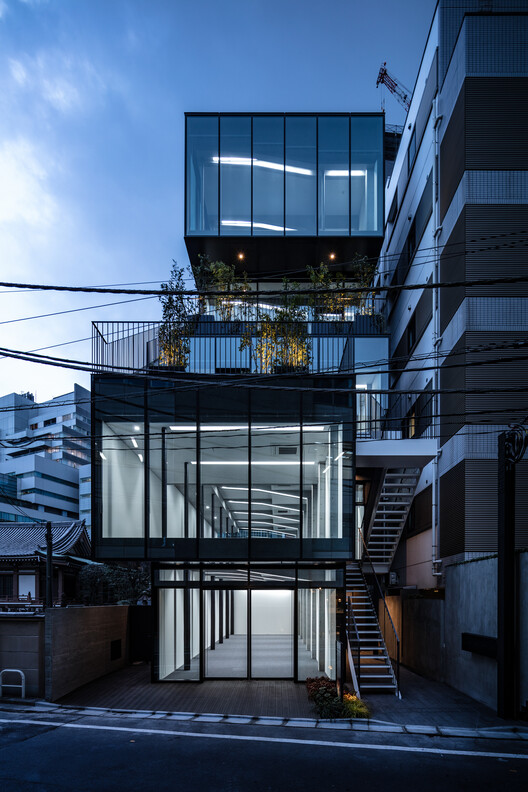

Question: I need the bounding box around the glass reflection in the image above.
[220,116,251,236]
[285,116,316,235]
[318,116,349,236]
[253,116,284,235]
[186,115,218,235]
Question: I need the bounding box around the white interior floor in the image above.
[164,634,322,680]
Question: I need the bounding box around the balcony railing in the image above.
[92,296,385,377]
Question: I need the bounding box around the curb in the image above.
[1,699,527,741]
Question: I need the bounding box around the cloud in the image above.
[0,138,57,228]
[9,59,28,86]
[0,0,8,19]
[7,51,107,115]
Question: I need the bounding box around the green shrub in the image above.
[305,677,370,719]
[343,693,370,719]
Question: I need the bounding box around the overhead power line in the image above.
[3,343,528,397]
[0,232,526,299]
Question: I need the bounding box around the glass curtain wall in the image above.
[96,379,355,558]
[285,116,317,235]
[220,116,251,236]
[185,114,383,237]
[318,116,349,235]
[253,116,284,234]
[186,115,218,235]
[154,564,343,682]
[350,116,383,233]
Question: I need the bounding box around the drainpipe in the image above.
[432,96,443,578]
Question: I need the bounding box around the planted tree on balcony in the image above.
[158,262,192,369]
[195,255,249,321]
[241,278,312,373]
[307,254,377,318]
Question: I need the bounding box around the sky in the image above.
[0,0,436,401]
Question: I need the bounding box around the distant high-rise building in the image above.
[0,384,90,523]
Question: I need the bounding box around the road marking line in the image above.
[0,717,527,761]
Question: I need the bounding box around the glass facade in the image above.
[186,113,383,237]
[153,562,344,682]
[94,377,356,560]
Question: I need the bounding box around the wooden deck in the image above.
[57,663,517,727]
[58,663,315,718]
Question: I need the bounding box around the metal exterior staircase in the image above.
[365,468,420,573]
[346,562,398,695]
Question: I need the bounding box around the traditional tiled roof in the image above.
[0,520,90,562]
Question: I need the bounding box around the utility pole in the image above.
[497,425,527,719]
[45,521,53,609]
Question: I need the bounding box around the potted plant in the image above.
[241,278,311,373]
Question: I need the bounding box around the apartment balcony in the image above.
[92,297,386,378]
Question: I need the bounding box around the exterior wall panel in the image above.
[440,461,465,557]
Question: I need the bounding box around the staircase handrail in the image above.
[357,525,400,695]
[346,594,361,694]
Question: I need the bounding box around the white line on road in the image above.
[0,717,527,761]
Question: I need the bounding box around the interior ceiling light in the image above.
[221,486,307,501]
[191,461,314,466]
[168,424,327,432]
[221,220,295,232]
[212,156,312,176]
[229,501,299,513]
[325,169,367,177]
[130,437,138,448]
[231,511,299,524]
[134,425,141,431]
[138,453,144,463]
[99,451,106,460]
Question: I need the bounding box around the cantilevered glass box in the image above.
[185,113,384,277]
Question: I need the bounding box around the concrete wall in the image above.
[0,614,45,698]
[520,552,528,712]
[444,557,497,710]
[381,553,527,712]
[45,605,129,701]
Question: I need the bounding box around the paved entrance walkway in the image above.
[58,662,521,727]
[58,663,314,718]
[362,666,520,728]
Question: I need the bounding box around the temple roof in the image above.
[0,520,90,562]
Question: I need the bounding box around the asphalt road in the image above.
[0,710,527,792]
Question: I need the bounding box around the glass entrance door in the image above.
[203,589,247,678]
[250,589,294,678]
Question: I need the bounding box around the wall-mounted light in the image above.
[329,252,336,261]
[238,252,245,261]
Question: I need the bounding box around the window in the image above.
[44,418,56,427]
[0,574,13,599]
[407,311,416,353]
[30,423,38,430]
[318,116,349,235]
[186,115,219,235]
[253,116,284,235]
[285,116,316,235]
[408,127,416,174]
[220,116,251,236]
[387,190,398,224]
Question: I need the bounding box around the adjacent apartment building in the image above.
[378,0,528,586]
